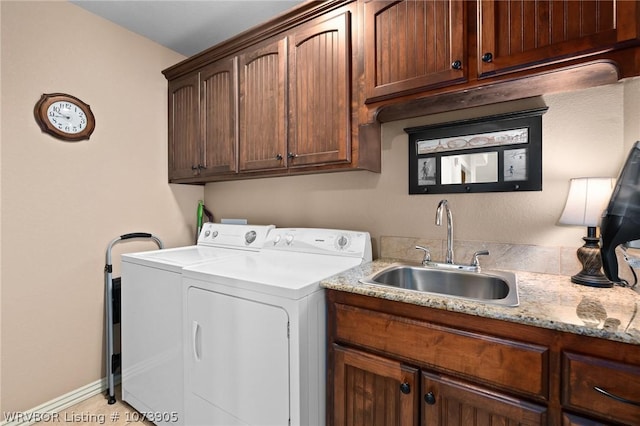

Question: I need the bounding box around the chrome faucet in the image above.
[436,200,454,264]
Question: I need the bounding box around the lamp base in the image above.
[571,272,614,288]
[571,234,613,288]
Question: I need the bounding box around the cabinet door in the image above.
[200,58,238,176]
[238,38,287,172]
[168,72,200,181]
[364,0,466,103]
[288,11,351,168]
[332,344,419,426]
[422,371,547,425]
[478,0,640,78]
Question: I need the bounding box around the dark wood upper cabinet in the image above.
[288,11,352,168]
[238,38,287,172]
[200,58,238,176]
[364,0,466,103]
[168,73,200,181]
[477,0,640,78]
[164,0,640,183]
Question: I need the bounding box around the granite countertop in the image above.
[320,258,640,345]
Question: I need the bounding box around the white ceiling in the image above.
[70,0,305,57]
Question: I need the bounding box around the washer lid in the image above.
[122,245,254,271]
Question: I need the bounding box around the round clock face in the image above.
[34,93,95,141]
[46,101,88,135]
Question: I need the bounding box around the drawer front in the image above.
[333,303,549,398]
[562,352,640,425]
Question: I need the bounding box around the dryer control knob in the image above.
[285,234,294,245]
[211,230,218,239]
[204,230,211,237]
[273,234,282,245]
[245,230,257,244]
[337,235,349,248]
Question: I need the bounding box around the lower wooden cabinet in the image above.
[326,289,640,426]
[333,345,419,426]
[422,371,547,425]
[332,343,546,426]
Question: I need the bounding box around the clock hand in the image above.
[52,112,71,120]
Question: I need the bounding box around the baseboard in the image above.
[1,376,119,426]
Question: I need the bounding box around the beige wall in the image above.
[1,1,203,413]
[205,79,635,255]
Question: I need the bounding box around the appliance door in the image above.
[186,286,290,426]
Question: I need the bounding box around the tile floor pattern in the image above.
[34,387,155,426]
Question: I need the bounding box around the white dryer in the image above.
[181,228,372,426]
[120,223,274,426]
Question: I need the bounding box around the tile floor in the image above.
[33,387,154,426]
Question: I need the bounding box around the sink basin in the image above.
[360,264,519,307]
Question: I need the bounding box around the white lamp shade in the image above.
[559,177,616,227]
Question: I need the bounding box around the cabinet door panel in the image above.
[478,0,640,78]
[168,73,200,180]
[289,12,351,168]
[239,38,287,172]
[422,371,547,426]
[200,59,237,175]
[333,344,418,426]
[364,0,466,102]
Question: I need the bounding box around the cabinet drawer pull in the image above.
[594,386,640,407]
[191,165,199,171]
[451,60,462,70]
[399,382,411,394]
[482,52,493,63]
[275,153,283,160]
[287,152,297,159]
[424,391,436,405]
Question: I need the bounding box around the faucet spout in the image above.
[435,200,454,264]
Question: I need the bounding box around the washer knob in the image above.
[337,235,349,248]
[211,230,219,239]
[273,234,282,245]
[204,230,211,237]
[245,230,257,244]
[285,234,294,245]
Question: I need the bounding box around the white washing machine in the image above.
[181,228,372,426]
[120,223,274,426]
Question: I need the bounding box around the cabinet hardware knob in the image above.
[594,386,640,407]
[191,165,198,171]
[275,154,283,160]
[451,60,462,70]
[482,52,493,63]
[199,164,207,170]
[287,152,297,159]
[424,392,436,405]
[399,382,411,394]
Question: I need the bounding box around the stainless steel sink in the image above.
[359,264,519,307]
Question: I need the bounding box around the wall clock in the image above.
[34,93,96,141]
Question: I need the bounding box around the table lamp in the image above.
[559,177,616,287]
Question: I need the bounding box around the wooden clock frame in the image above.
[34,93,96,141]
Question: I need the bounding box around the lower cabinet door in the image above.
[422,371,547,425]
[332,344,419,426]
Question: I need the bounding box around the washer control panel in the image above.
[198,223,275,249]
[264,228,371,260]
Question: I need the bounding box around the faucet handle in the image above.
[415,245,431,265]
[471,250,490,268]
